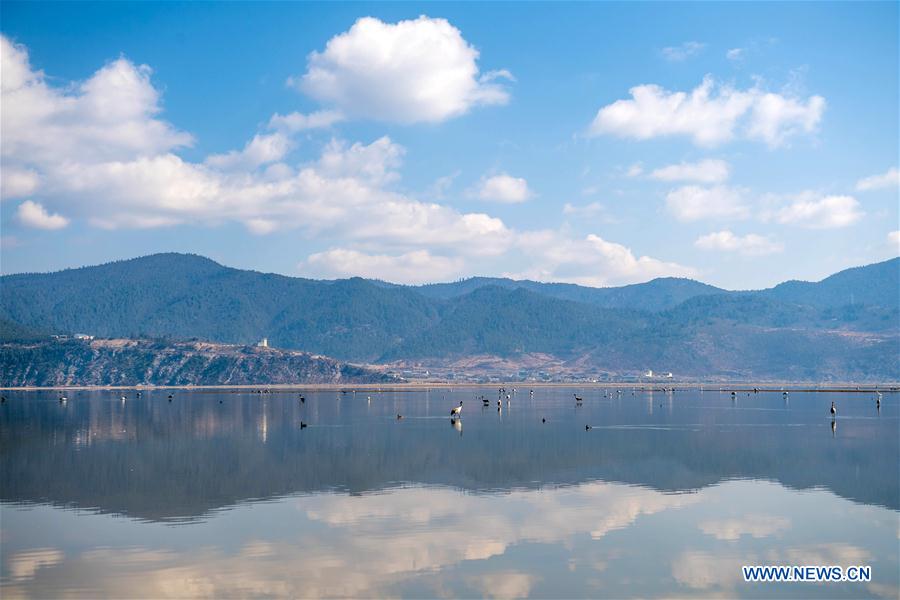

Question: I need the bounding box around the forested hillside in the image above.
[1,254,897,381]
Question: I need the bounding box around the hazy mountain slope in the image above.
[382,286,649,360]
[757,257,899,308]
[413,259,900,311]
[0,254,441,362]
[414,276,724,311]
[1,253,897,379]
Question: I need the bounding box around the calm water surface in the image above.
[1,387,898,598]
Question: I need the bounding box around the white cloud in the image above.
[468,572,537,600]
[0,35,192,166]
[513,231,695,287]
[17,200,69,230]
[889,230,900,251]
[7,548,64,582]
[472,173,532,203]
[304,248,464,284]
[588,76,825,147]
[699,514,790,541]
[625,162,643,177]
[771,194,863,229]
[562,202,617,224]
[317,136,405,186]
[563,201,603,216]
[651,159,730,184]
[665,185,750,221]
[855,167,899,191]
[268,109,344,133]
[205,133,291,171]
[726,48,744,61]
[694,230,783,256]
[294,16,511,123]
[0,166,40,200]
[0,35,707,288]
[425,171,460,199]
[661,41,706,62]
[747,91,827,147]
[0,35,515,259]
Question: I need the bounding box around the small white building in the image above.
[74,333,94,340]
[257,338,269,348]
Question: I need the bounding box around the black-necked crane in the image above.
[450,401,463,417]
[585,424,592,430]
[574,393,583,404]
[300,421,308,429]
[396,414,404,420]
[830,401,836,417]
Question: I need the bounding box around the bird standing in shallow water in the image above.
[585,424,592,430]
[450,401,463,417]
[830,401,836,417]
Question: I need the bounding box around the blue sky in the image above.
[1,2,897,289]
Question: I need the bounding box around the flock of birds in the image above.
[0,387,887,436]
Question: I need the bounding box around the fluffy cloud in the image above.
[665,185,750,221]
[855,167,899,191]
[0,35,192,169]
[0,36,513,261]
[890,230,900,251]
[4,482,697,598]
[472,173,532,203]
[317,137,405,185]
[770,194,863,229]
[205,133,291,171]
[694,230,783,256]
[16,200,69,230]
[726,48,744,61]
[589,76,825,147]
[513,231,695,287]
[304,249,465,284]
[0,166,40,200]
[698,514,790,541]
[651,159,730,183]
[2,35,701,287]
[563,201,603,216]
[661,41,705,62]
[268,109,344,133]
[294,16,511,123]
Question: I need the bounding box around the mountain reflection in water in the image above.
[1,387,897,598]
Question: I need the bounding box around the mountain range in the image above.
[1,253,898,381]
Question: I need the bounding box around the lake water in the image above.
[1,386,897,598]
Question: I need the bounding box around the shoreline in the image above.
[2,382,898,392]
